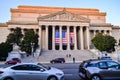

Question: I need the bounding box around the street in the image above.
[45,63,82,80]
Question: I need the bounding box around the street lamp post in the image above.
[31,43,34,57]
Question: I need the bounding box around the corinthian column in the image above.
[80,26,84,50]
[74,26,77,50]
[109,30,112,36]
[67,26,70,50]
[52,26,55,50]
[86,26,90,50]
[46,26,48,50]
[39,25,42,50]
[93,30,96,37]
[59,26,62,50]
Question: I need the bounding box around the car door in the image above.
[106,61,120,79]
[98,61,113,78]
[28,64,48,80]
[11,64,33,80]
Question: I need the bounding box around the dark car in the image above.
[50,58,65,63]
[79,59,120,80]
[5,58,21,64]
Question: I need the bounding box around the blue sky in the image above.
[0,0,120,25]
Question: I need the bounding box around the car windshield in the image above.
[12,58,19,60]
[37,63,51,70]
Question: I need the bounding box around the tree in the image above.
[118,39,120,46]
[6,27,23,45]
[0,27,23,59]
[20,29,39,54]
[92,33,116,52]
[0,42,12,60]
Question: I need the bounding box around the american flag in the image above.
[70,32,74,45]
[62,30,67,45]
[55,30,59,44]
[55,30,74,45]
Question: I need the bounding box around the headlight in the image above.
[56,73,63,76]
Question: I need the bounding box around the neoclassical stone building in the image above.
[0,5,120,51]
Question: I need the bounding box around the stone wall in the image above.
[0,23,9,43]
[112,27,120,43]
[10,5,106,23]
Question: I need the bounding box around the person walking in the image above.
[69,54,71,58]
[73,57,75,63]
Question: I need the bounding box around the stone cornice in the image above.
[7,21,38,25]
[112,26,120,29]
[11,5,106,16]
[0,23,8,27]
[90,23,113,27]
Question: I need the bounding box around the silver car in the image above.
[79,59,120,80]
[0,63,64,80]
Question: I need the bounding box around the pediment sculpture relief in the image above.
[38,10,90,22]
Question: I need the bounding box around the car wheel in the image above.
[91,75,101,80]
[48,76,57,80]
[61,61,64,63]
[3,77,13,80]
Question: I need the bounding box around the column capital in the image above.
[67,26,70,28]
[46,25,48,27]
[74,26,77,28]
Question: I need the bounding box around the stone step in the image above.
[22,50,97,63]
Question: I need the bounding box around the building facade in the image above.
[0,5,120,51]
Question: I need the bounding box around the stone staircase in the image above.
[22,50,98,63]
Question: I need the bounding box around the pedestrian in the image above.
[73,57,75,63]
[105,53,107,56]
[69,54,71,58]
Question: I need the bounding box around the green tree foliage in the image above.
[118,39,120,46]
[92,33,116,52]
[0,28,39,58]
[6,27,23,45]
[0,27,23,59]
[0,42,12,60]
[20,29,39,54]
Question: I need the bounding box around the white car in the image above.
[0,63,64,80]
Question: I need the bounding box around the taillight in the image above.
[0,71,4,74]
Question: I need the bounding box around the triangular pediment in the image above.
[38,9,90,22]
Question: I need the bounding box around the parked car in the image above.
[0,63,64,80]
[79,59,120,80]
[50,58,65,63]
[5,58,21,64]
[100,56,112,60]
